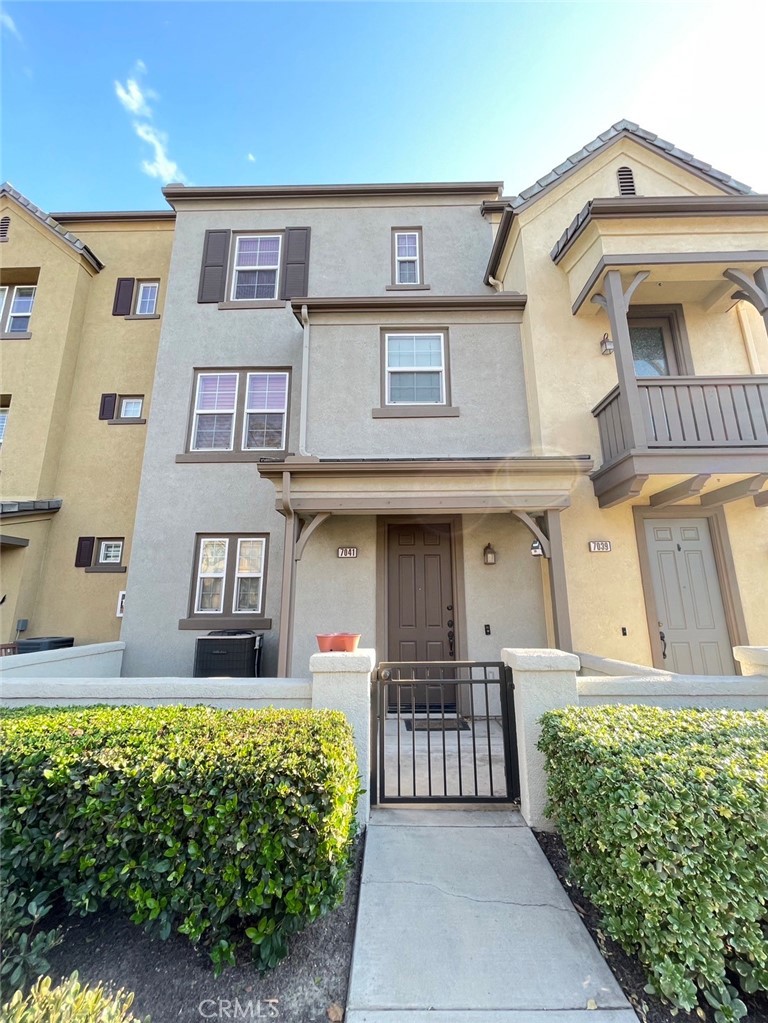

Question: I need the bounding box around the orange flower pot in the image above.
[316,633,337,652]
[333,633,361,653]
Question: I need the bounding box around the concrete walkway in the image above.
[346,808,637,1022]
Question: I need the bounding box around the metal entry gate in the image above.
[371,661,520,804]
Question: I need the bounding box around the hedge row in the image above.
[0,705,360,978]
[539,705,768,1018]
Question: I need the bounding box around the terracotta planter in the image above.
[334,633,361,653]
[316,633,336,653]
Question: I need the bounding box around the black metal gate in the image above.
[371,661,520,804]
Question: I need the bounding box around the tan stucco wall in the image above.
[0,200,173,644]
[0,518,53,644]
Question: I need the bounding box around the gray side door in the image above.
[644,517,735,674]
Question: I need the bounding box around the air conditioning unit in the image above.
[193,631,262,678]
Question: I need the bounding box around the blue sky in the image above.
[2,1,766,212]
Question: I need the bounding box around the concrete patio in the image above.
[346,807,637,1022]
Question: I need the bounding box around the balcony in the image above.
[591,375,768,507]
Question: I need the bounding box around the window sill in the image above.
[1,332,31,340]
[85,565,127,574]
[176,450,287,463]
[385,284,431,291]
[178,616,273,631]
[108,418,147,426]
[372,405,460,419]
[217,300,286,310]
[124,314,161,321]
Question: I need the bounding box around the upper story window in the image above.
[136,281,159,316]
[74,535,127,573]
[112,277,162,319]
[232,235,281,301]
[98,539,124,565]
[187,369,290,456]
[120,396,144,419]
[0,395,10,445]
[385,332,445,405]
[1,285,36,336]
[389,228,427,290]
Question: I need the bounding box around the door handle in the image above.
[659,630,667,660]
[447,629,455,658]
[447,619,454,628]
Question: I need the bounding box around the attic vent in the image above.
[617,166,636,196]
[0,216,9,241]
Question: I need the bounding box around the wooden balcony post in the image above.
[592,270,649,452]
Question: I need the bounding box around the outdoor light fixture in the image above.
[530,540,544,557]
[483,543,497,565]
[600,332,615,356]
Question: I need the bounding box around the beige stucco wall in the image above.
[0,518,52,644]
[0,200,173,644]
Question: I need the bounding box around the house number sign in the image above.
[337,547,358,558]
[588,540,612,552]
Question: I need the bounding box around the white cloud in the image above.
[135,123,187,183]
[247,153,256,163]
[0,12,22,42]
[114,61,188,184]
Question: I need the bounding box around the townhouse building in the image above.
[0,184,173,645]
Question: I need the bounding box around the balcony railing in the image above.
[593,375,768,464]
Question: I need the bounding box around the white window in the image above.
[243,372,288,450]
[5,286,36,333]
[195,537,228,613]
[232,235,281,301]
[0,287,7,324]
[233,538,265,613]
[120,397,143,419]
[99,540,124,565]
[192,373,238,450]
[0,395,10,446]
[385,333,445,405]
[395,232,419,285]
[135,281,158,316]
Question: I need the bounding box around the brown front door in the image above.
[387,522,455,662]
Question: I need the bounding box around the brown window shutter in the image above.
[112,278,135,316]
[280,228,311,300]
[198,230,231,303]
[75,536,95,567]
[99,393,117,420]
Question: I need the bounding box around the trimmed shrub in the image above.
[1,705,360,976]
[539,706,768,1019]
[0,875,62,990]
[1,972,147,1022]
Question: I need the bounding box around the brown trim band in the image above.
[51,211,176,223]
[85,565,127,574]
[163,182,503,203]
[176,451,287,463]
[484,206,515,284]
[574,252,768,313]
[372,405,460,418]
[290,293,527,323]
[178,616,272,631]
[259,455,593,479]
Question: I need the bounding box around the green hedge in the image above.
[1,972,147,1023]
[539,706,768,1019]
[1,705,360,978]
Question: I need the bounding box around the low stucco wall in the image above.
[578,674,768,709]
[0,642,125,679]
[0,678,311,708]
[575,652,669,677]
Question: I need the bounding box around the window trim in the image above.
[107,394,147,425]
[181,531,272,629]
[179,367,291,462]
[191,372,239,452]
[375,329,458,417]
[0,394,10,446]
[134,280,159,317]
[1,285,36,338]
[83,536,127,573]
[387,227,429,291]
[230,233,282,302]
[241,371,289,452]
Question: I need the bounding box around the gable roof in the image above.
[0,182,104,271]
[483,120,757,283]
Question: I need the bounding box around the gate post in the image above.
[501,648,580,831]
[311,649,376,828]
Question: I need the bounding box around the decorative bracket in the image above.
[512,510,551,559]
[723,267,768,315]
[295,512,331,561]
[592,270,650,313]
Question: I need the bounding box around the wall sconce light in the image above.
[530,540,544,557]
[600,332,615,356]
[483,543,497,565]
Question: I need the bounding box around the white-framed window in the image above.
[120,396,144,419]
[243,372,289,450]
[232,235,281,301]
[0,287,7,324]
[385,332,445,405]
[192,534,268,617]
[0,395,10,446]
[3,285,36,333]
[395,231,420,284]
[195,537,228,613]
[192,373,238,450]
[98,540,124,565]
[233,537,265,613]
[135,281,159,316]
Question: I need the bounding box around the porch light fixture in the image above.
[530,540,544,557]
[483,543,497,566]
[600,332,615,356]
